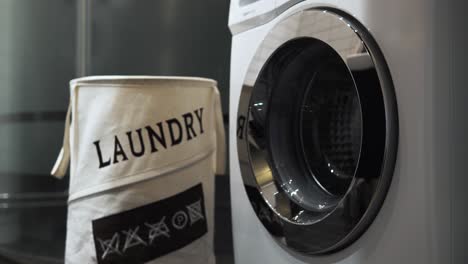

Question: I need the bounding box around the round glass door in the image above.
[237,8,398,254]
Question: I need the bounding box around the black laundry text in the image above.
[93,107,204,169]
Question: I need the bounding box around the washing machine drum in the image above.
[237,8,398,254]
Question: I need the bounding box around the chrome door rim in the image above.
[236,7,398,254]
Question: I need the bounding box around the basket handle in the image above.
[51,102,71,179]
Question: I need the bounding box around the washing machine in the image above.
[229,0,467,263]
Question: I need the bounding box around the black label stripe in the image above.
[92,183,207,264]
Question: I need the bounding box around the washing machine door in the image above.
[237,8,398,254]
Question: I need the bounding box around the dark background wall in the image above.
[89,0,231,114]
[0,0,232,263]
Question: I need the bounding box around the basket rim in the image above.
[70,75,217,87]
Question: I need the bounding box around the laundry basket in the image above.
[51,76,225,264]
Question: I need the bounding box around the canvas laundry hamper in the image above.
[51,76,225,264]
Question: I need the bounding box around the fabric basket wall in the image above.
[51,76,225,264]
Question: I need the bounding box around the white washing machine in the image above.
[229,0,468,263]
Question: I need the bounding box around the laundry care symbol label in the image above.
[92,183,207,264]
